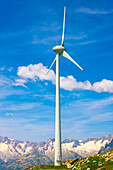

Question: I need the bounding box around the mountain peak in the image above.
[46,138,55,144]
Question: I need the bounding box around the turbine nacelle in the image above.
[53,45,66,55]
[47,6,84,75]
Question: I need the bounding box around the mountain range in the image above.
[0,134,113,169]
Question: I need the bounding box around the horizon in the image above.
[0,0,113,143]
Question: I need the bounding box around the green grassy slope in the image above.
[25,164,69,170]
[25,148,113,170]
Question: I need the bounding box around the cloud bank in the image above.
[14,63,113,93]
[75,8,113,15]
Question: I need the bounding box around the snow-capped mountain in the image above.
[0,134,113,165]
[0,136,37,162]
[62,135,113,157]
[99,139,113,153]
[39,135,113,160]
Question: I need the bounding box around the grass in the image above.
[25,164,70,170]
[25,148,113,170]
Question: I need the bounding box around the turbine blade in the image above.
[46,57,56,75]
[62,51,84,71]
[61,6,66,46]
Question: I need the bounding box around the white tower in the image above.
[47,7,83,166]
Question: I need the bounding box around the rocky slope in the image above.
[99,139,113,153]
[63,148,113,169]
[24,148,113,170]
[0,134,113,168]
[0,149,81,170]
[0,153,53,170]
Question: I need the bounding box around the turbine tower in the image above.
[47,7,83,166]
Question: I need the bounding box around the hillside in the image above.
[0,135,113,169]
[0,153,53,170]
[25,148,113,170]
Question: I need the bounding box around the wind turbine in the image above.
[47,7,83,166]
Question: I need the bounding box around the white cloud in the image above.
[32,34,87,45]
[13,79,27,88]
[61,77,113,93]
[39,22,61,32]
[33,94,55,100]
[0,76,13,86]
[60,75,92,91]
[0,101,42,111]
[45,82,48,86]
[0,88,27,99]
[0,66,13,72]
[15,63,113,93]
[32,35,61,45]
[0,66,5,71]
[65,34,87,40]
[0,75,29,99]
[7,67,13,72]
[6,112,14,116]
[91,112,113,122]
[93,79,113,93]
[78,41,94,45]
[75,8,113,14]
[60,76,113,93]
[89,97,113,109]
[17,63,55,83]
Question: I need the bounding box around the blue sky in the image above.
[0,0,113,142]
